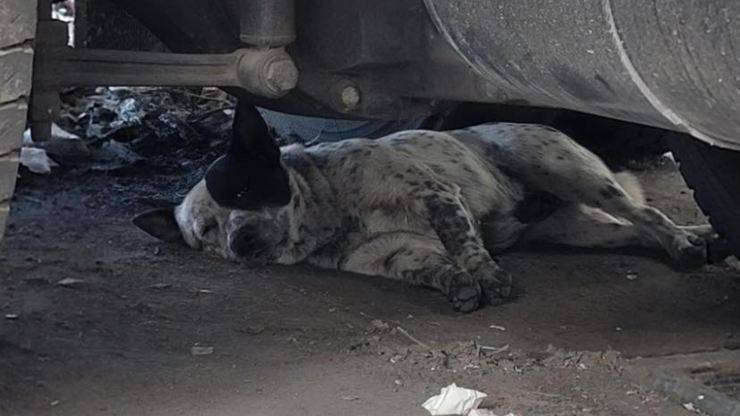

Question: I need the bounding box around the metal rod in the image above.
[34,47,298,98]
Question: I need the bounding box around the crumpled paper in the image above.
[422,383,488,415]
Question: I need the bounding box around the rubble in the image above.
[22,87,237,175]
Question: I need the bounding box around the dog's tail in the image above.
[614,171,645,205]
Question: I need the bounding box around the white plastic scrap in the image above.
[422,383,488,416]
[20,147,58,174]
[23,123,80,145]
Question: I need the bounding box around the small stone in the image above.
[149,283,172,290]
[190,345,214,356]
[55,278,85,287]
[725,256,740,271]
[244,325,265,335]
[367,319,390,333]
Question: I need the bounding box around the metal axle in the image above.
[34,46,298,98]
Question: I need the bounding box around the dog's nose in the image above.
[229,225,264,257]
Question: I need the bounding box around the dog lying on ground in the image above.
[134,105,713,312]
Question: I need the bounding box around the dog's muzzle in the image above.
[228,224,271,260]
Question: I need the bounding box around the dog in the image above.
[133,105,713,312]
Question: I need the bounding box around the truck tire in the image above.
[0,0,36,242]
[669,134,740,257]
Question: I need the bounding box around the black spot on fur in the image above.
[513,192,563,224]
[394,173,404,179]
[599,184,622,199]
[383,247,408,271]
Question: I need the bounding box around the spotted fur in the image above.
[136,123,714,312]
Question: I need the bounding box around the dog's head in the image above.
[133,174,310,264]
[133,101,309,264]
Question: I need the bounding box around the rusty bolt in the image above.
[340,85,361,110]
[263,57,298,96]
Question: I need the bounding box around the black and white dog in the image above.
[134,104,712,312]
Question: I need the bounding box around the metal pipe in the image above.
[239,0,296,47]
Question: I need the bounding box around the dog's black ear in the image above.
[132,207,185,244]
[205,97,291,210]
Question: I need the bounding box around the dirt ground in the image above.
[1,142,739,415]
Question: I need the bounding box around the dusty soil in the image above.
[1,146,739,415]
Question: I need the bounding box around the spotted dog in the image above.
[134,107,713,312]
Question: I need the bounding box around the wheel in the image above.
[0,0,37,242]
[669,134,740,257]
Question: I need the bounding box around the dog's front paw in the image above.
[472,267,513,306]
[447,273,482,313]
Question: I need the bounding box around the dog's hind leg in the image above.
[551,176,708,268]
[519,205,716,264]
[469,124,709,267]
[520,205,649,249]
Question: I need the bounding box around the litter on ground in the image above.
[422,383,488,416]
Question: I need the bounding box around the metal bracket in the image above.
[34,46,298,98]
